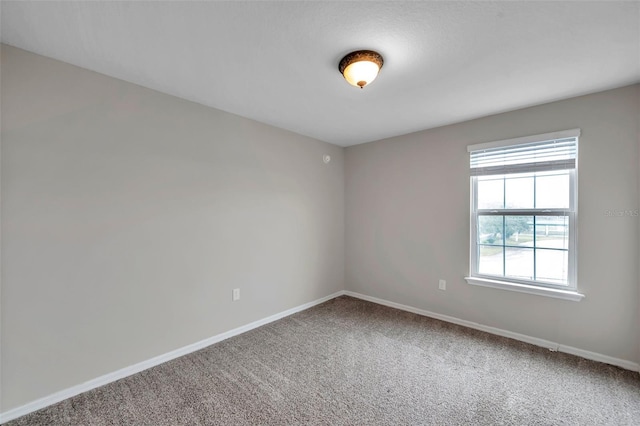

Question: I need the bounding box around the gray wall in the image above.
[346,85,640,363]
[1,45,345,411]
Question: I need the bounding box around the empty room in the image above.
[1,1,639,425]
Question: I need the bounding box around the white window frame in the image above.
[465,129,584,302]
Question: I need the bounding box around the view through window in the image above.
[476,171,570,284]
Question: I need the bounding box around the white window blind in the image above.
[468,129,579,176]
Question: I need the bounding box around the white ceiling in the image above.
[2,1,639,147]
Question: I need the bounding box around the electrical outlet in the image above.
[232,288,240,301]
[438,279,446,291]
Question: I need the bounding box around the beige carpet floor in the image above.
[7,295,640,425]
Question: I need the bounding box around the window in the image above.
[465,129,583,301]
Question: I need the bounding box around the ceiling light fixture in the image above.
[339,50,384,89]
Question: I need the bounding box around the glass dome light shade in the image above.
[342,60,380,88]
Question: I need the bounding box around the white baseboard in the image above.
[344,291,640,372]
[0,290,346,424]
[3,289,637,423]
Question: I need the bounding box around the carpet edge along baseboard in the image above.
[2,290,638,423]
[0,291,344,424]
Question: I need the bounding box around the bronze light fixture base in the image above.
[339,50,384,89]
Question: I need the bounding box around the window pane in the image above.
[505,247,534,280]
[536,249,568,285]
[505,216,533,247]
[478,245,503,276]
[536,172,570,209]
[478,215,504,245]
[470,137,576,290]
[535,216,569,249]
[478,177,504,209]
[505,175,533,209]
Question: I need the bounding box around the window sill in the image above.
[465,276,585,301]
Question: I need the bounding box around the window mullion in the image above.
[502,215,506,277]
[533,175,537,281]
[533,215,537,281]
[477,210,568,216]
[502,176,505,277]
